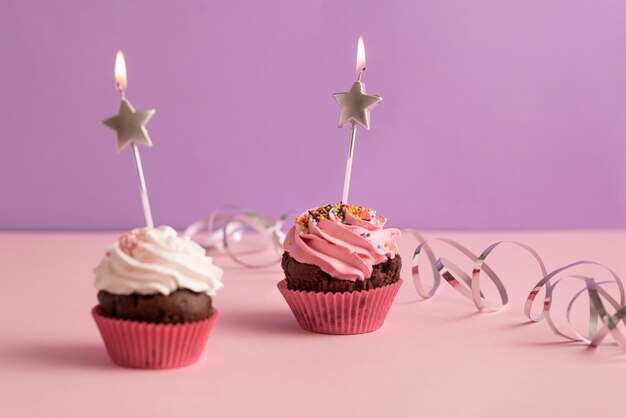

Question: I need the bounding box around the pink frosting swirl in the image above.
[283,205,400,281]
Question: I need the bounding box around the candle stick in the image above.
[102,51,156,228]
[333,37,382,204]
[130,142,153,229]
[342,124,358,204]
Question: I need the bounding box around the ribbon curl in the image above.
[184,207,290,268]
[405,229,626,349]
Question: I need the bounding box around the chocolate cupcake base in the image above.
[97,289,213,324]
[281,252,402,293]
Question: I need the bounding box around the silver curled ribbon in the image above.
[405,228,626,349]
[184,206,291,268]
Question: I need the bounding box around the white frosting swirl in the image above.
[94,226,224,296]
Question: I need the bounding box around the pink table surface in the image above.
[1,230,626,418]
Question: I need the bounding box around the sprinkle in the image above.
[294,202,378,230]
[348,249,354,254]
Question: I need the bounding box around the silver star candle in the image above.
[102,51,156,228]
[333,37,382,204]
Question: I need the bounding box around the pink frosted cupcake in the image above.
[279,203,402,334]
[92,226,224,369]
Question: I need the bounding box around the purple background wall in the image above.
[2,0,626,231]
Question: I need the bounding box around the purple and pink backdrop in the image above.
[2,0,626,231]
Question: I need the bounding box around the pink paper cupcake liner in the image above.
[92,307,219,369]
[277,279,403,335]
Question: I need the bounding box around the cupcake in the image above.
[92,225,224,368]
[278,203,402,334]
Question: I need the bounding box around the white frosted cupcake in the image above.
[92,225,224,369]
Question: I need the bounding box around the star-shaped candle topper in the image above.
[101,50,155,229]
[333,81,382,130]
[102,99,156,153]
[334,36,384,205]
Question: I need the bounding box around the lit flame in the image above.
[356,36,366,73]
[114,50,127,91]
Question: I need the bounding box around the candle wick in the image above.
[357,67,366,82]
[117,84,126,100]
